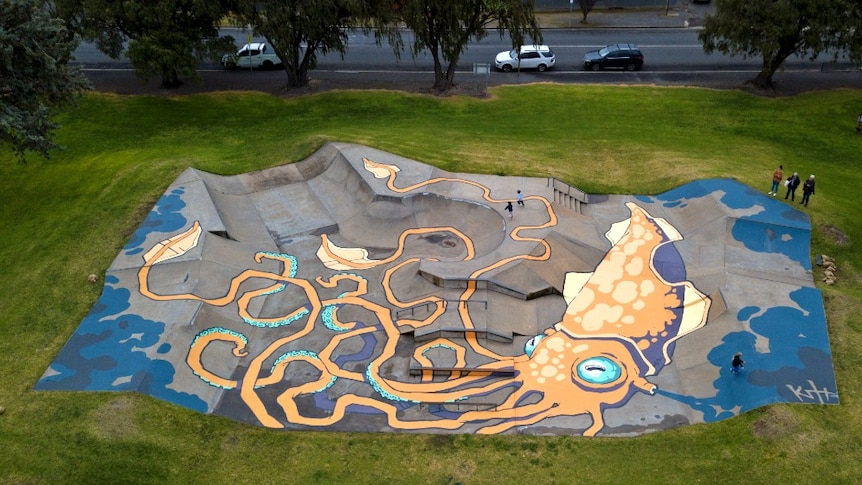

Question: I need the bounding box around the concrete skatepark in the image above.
[36,142,839,436]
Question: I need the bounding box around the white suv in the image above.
[494,45,555,72]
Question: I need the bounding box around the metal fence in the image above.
[535,0,681,10]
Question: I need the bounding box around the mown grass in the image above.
[1,85,861,483]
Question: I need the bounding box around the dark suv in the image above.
[583,44,644,71]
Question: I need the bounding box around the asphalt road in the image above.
[74,26,862,96]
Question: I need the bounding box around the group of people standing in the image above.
[769,165,816,207]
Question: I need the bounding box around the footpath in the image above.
[534,3,713,29]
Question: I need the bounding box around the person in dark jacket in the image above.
[801,175,815,207]
[731,352,745,374]
[784,172,801,201]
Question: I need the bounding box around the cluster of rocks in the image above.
[821,255,838,285]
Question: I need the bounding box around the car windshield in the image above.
[509,49,518,59]
[598,47,611,57]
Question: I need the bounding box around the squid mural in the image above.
[127,157,711,436]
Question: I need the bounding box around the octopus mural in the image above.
[36,143,838,436]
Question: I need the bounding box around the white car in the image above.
[494,45,555,72]
[221,43,282,70]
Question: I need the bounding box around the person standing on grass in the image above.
[731,352,745,374]
[784,172,800,201]
[769,164,783,196]
[801,175,815,207]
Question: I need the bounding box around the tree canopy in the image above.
[699,0,862,88]
[230,0,368,89]
[56,0,235,88]
[392,0,542,92]
[1,0,90,161]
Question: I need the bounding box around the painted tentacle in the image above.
[239,275,323,428]
[186,327,248,389]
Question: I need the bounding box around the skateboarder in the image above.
[731,352,745,374]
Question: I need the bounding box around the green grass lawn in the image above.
[1,85,861,483]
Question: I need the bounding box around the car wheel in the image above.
[502,64,513,73]
[591,63,601,72]
[625,62,636,71]
[537,64,547,72]
[262,60,274,70]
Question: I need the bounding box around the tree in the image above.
[56,0,235,88]
[699,0,857,89]
[1,0,90,161]
[230,0,366,89]
[835,1,862,66]
[392,0,542,93]
[577,0,599,24]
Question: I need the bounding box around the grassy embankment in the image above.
[0,85,860,483]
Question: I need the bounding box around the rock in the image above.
[0,405,5,415]
[88,274,98,283]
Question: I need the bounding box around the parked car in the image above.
[222,43,282,70]
[495,45,556,72]
[583,44,644,71]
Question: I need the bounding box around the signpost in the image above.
[247,33,253,71]
[473,63,490,94]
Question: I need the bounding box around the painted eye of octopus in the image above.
[524,335,545,358]
[137,157,710,436]
[577,356,622,385]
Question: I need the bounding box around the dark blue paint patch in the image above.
[344,401,405,415]
[653,242,686,282]
[333,330,377,367]
[157,343,171,354]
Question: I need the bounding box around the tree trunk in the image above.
[160,68,182,89]
[751,42,797,89]
[284,64,310,88]
[579,0,596,24]
[431,50,451,93]
[751,70,774,89]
